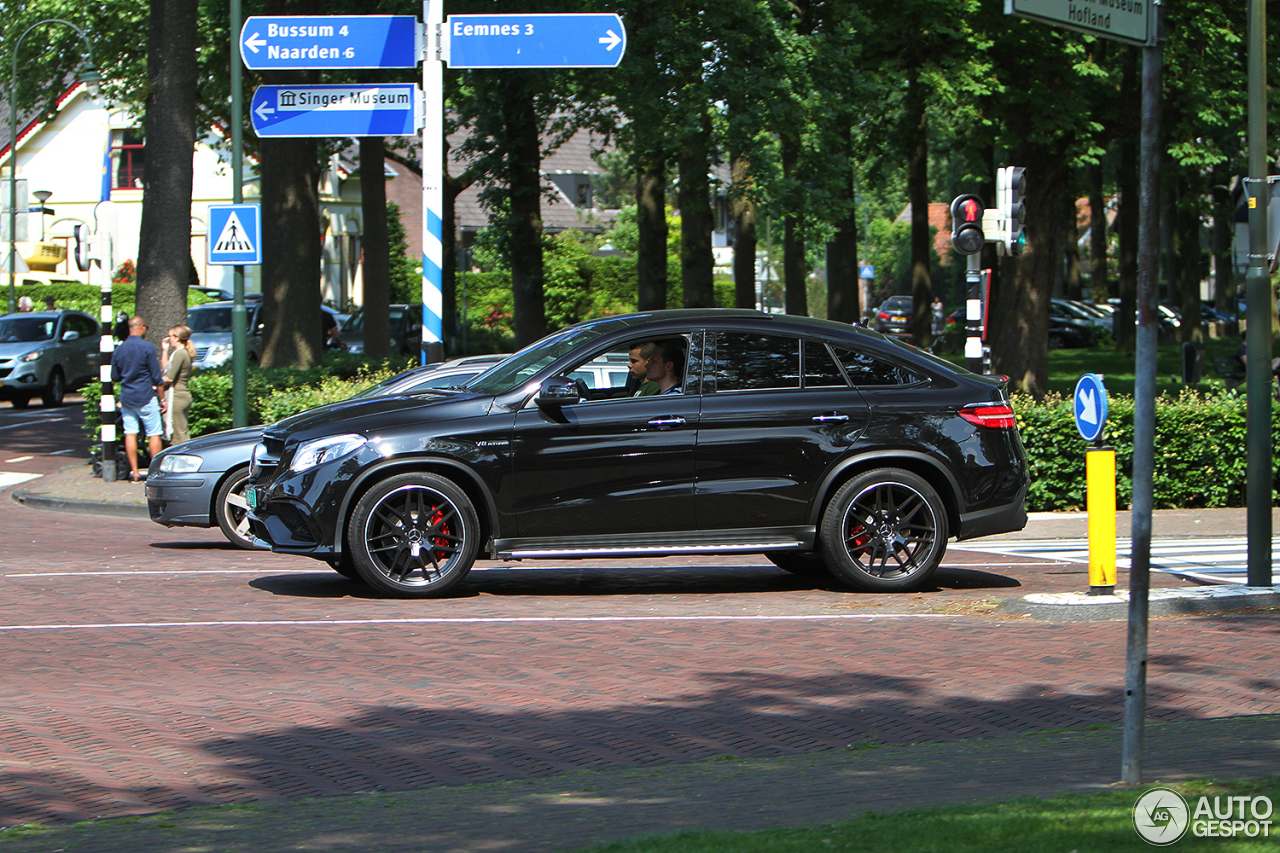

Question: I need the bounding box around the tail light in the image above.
[959,404,1017,429]
[878,311,890,320]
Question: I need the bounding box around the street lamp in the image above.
[7,19,99,314]
[32,190,51,240]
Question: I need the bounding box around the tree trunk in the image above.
[1114,48,1140,353]
[1088,162,1109,302]
[1174,173,1203,344]
[636,154,667,312]
[730,151,757,310]
[502,77,546,348]
[1116,130,1139,354]
[259,135,322,368]
[678,110,715,309]
[359,136,391,360]
[259,0,321,369]
[1064,191,1082,301]
[135,0,198,350]
[1211,173,1237,329]
[780,134,806,316]
[905,64,931,347]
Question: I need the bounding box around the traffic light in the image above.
[950,194,986,255]
[998,166,1027,256]
[73,223,92,272]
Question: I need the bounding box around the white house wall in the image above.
[10,90,365,306]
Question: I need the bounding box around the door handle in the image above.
[812,413,849,423]
[647,416,686,428]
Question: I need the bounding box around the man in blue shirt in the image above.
[111,316,166,482]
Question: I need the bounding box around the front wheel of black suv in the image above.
[347,472,479,598]
[820,468,947,592]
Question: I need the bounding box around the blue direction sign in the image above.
[240,15,418,70]
[446,13,626,69]
[250,84,420,138]
[208,204,262,266]
[1073,373,1109,442]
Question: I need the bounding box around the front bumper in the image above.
[0,359,50,396]
[145,474,213,527]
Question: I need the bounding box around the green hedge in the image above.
[15,282,217,317]
[80,366,1278,512]
[1014,390,1268,512]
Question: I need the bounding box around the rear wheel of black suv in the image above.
[820,468,947,592]
[347,472,479,598]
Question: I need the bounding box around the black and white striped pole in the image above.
[950,195,986,375]
[79,202,118,480]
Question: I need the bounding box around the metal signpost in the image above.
[238,4,627,365]
[249,84,421,138]
[1007,0,1170,787]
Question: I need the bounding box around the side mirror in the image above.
[537,376,580,407]
[61,330,80,342]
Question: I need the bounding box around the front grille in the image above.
[272,503,316,543]
[0,367,11,378]
[194,346,210,361]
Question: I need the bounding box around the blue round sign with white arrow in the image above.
[1073,373,1108,442]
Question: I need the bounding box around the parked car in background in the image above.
[930,308,1093,353]
[186,301,345,369]
[0,310,100,407]
[244,309,1029,598]
[341,304,423,355]
[872,295,914,337]
[1051,299,1113,335]
[146,355,510,548]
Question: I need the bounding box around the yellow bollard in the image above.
[1086,446,1117,594]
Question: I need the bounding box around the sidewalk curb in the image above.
[10,487,151,520]
[998,585,1280,621]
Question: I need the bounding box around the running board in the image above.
[493,529,814,561]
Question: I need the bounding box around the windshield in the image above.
[0,317,55,342]
[463,325,610,396]
[187,306,236,333]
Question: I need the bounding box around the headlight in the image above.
[158,454,203,474]
[290,433,366,473]
[19,349,43,363]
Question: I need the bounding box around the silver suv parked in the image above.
[0,310,101,407]
[188,301,343,369]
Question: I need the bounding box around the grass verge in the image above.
[571,777,1280,853]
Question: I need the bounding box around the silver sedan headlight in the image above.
[158,453,203,474]
[290,434,367,473]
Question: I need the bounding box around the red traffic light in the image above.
[950,194,986,255]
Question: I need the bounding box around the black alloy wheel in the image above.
[214,466,256,550]
[820,469,947,592]
[41,368,64,407]
[347,472,479,598]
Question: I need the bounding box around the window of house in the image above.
[113,129,145,189]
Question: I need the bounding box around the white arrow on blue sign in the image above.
[240,15,419,70]
[250,84,421,139]
[1073,373,1109,442]
[445,13,626,69]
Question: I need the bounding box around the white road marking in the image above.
[4,456,34,462]
[0,417,69,431]
[0,472,42,488]
[0,613,954,632]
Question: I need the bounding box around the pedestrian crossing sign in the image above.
[208,203,262,265]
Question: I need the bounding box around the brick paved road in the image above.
[2,490,1276,830]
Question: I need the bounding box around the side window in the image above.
[561,335,691,399]
[803,340,848,387]
[711,333,800,392]
[832,346,923,386]
[69,315,98,339]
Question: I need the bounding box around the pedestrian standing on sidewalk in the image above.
[161,324,194,445]
[111,316,166,482]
